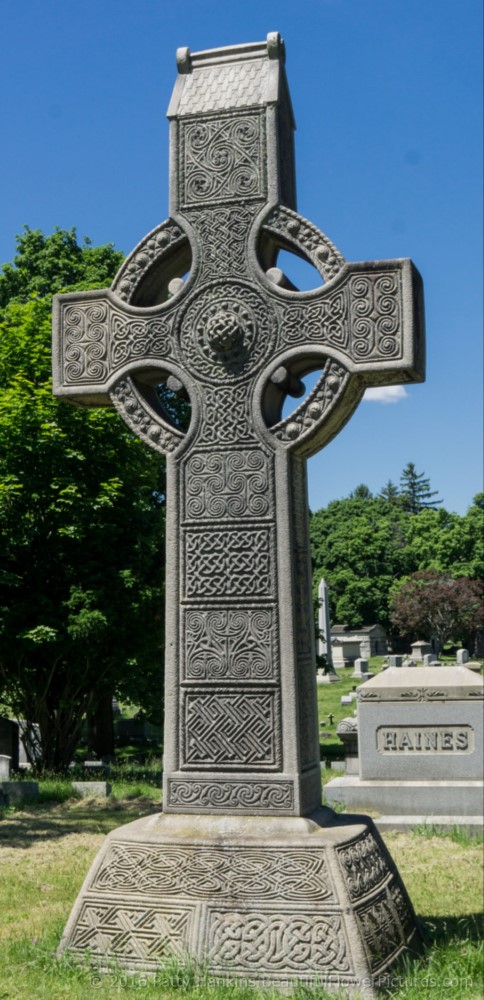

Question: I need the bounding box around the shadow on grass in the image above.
[0,797,161,848]
[419,912,483,946]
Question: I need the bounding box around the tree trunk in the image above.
[87,691,115,759]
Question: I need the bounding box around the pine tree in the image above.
[399,462,442,514]
[379,480,401,505]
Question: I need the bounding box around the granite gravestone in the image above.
[326,666,484,824]
[53,34,425,994]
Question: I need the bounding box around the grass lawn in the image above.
[1,662,482,999]
[0,791,482,1000]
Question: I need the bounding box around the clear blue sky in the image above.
[1,0,482,514]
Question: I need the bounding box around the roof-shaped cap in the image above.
[167,31,294,123]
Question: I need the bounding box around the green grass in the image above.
[0,796,482,1000]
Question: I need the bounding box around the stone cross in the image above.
[54,35,424,991]
[53,33,424,819]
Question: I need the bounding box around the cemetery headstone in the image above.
[410,640,432,661]
[317,578,340,682]
[326,665,484,822]
[456,648,469,665]
[53,34,425,993]
[351,656,373,680]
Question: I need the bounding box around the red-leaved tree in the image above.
[390,569,484,650]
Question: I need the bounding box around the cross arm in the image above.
[52,287,178,406]
[254,256,424,458]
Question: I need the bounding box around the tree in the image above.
[399,462,442,514]
[0,226,123,306]
[379,480,401,505]
[390,570,483,649]
[310,494,411,630]
[0,230,167,770]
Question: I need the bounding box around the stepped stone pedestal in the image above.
[53,33,425,995]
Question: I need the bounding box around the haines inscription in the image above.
[377,725,473,754]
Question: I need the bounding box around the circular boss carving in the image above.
[177,282,276,383]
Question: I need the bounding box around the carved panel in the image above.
[197,385,257,445]
[356,886,406,973]
[179,111,267,207]
[167,778,294,811]
[183,690,280,768]
[183,206,255,280]
[336,831,389,902]
[183,607,277,681]
[178,281,276,383]
[61,300,174,385]
[184,525,274,599]
[206,909,351,974]
[184,449,272,520]
[93,843,334,902]
[69,898,195,964]
[349,271,402,360]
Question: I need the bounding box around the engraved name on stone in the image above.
[377,725,474,753]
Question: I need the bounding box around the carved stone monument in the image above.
[318,577,340,682]
[53,34,425,994]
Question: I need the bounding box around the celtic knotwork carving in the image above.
[184,206,255,280]
[337,832,389,902]
[180,111,267,207]
[207,910,351,973]
[69,900,194,964]
[178,281,275,383]
[64,303,108,383]
[198,385,257,445]
[112,220,185,303]
[110,313,172,366]
[262,206,346,283]
[356,887,406,973]
[184,691,280,768]
[184,526,273,599]
[184,608,276,681]
[94,843,334,902]
[168,779,294,811]
[349,271,402,359]
[111,378,182,455]
[277,293,348,349]
[184,449,272,519]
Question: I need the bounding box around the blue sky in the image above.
[1,0,482,514]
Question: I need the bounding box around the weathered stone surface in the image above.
[71,782,111,798]
[53,32,425,992]
[0,755,11,780]
[0,781,38,805]
[59,809,419,993]
[326,666,484,820]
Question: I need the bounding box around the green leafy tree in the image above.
[399,462,442,513]
[390,569,484,649]
[310,495,411,630]
[0,226,123,306]
[0,231,166,770]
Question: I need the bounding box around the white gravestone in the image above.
[326,666,484,822]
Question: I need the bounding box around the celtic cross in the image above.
[53,33,424,817]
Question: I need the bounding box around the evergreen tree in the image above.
[399,462,442,514]
[379,480,401,505]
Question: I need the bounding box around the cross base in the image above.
[58,810,419,996]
